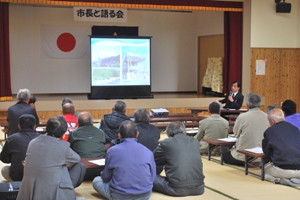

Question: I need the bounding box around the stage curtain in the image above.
[0,2,12,101]
[223,11,243,93]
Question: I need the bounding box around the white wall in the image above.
[298,1,300,47]
[194,11,224,36]
[242,0,251,97]
[251,0,300,48]
[9,4,224,94]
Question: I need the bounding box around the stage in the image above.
[0,92,249,121]
[0,93,221,111]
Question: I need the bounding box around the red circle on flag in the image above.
[56,32,76,52]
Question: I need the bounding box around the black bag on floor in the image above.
[0,181,21,200]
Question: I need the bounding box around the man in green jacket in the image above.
[153,121,205,197]
[195,102,229,154]
[68,112,106,180]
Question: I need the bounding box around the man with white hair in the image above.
[222,93,269,166]
[7,88,39,136]
[263,108,300,186]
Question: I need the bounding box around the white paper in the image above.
[186,130,198,134]
[36,128,44,132]
[256,60,265,75]
[88,159,105,166]
[218,138,237,142]
[245,147,263,154]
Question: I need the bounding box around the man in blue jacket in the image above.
[93,120,156,200]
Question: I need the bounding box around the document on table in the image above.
[218,138,237,142]
[245,147,263,154]
[186,130,198,134]
[89,159,106,166]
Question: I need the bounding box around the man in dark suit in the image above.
[0,114,40,181]
[219,81,244,110]
[7,88,39,136]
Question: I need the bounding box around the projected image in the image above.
[91,38,151,86]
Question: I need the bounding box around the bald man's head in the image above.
[268,108,285,126]
[78,112,93,127]
[62,103,75,115]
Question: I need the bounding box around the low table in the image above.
[237,149,265,180]
[189,108,248,115]
[80,158,105,169]
[201,138,236,165]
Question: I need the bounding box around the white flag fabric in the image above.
[41,25,90,59]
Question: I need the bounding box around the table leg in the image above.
[245,155,249,175]
[220,148,224,165]
[208,144,212,161]
[261,160,265,181]
[191,110,199,115]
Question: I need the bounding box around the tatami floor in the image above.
[0,129,299,199]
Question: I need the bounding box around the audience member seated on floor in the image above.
[219,81,244,110]
[263,108,300,187]
[93,120,156,200]
[134,108,160,151]
[62,102,78,141]
[61,97,80,118]
[281,99,300,131]
[0,114,40,181]
[69,112,106,180]
[61,97,74,108]
[28,96,37,109]
[266,104,276,114]
[153,121,205,197]
[7,88,39,136]
[222,93,269,166]
[100,100,130,145]
[195,102,229,154]
[17,116,86,200]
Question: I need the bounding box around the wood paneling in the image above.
[0,110,8,122]
[250,48,300,111]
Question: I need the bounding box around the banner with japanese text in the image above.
[74,7,127,23]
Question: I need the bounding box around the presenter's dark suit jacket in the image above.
[7,102,39,136]
[219,91,244,110]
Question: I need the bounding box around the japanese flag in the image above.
[41,25,90,59]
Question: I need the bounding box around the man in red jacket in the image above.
[62,103,78,141]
